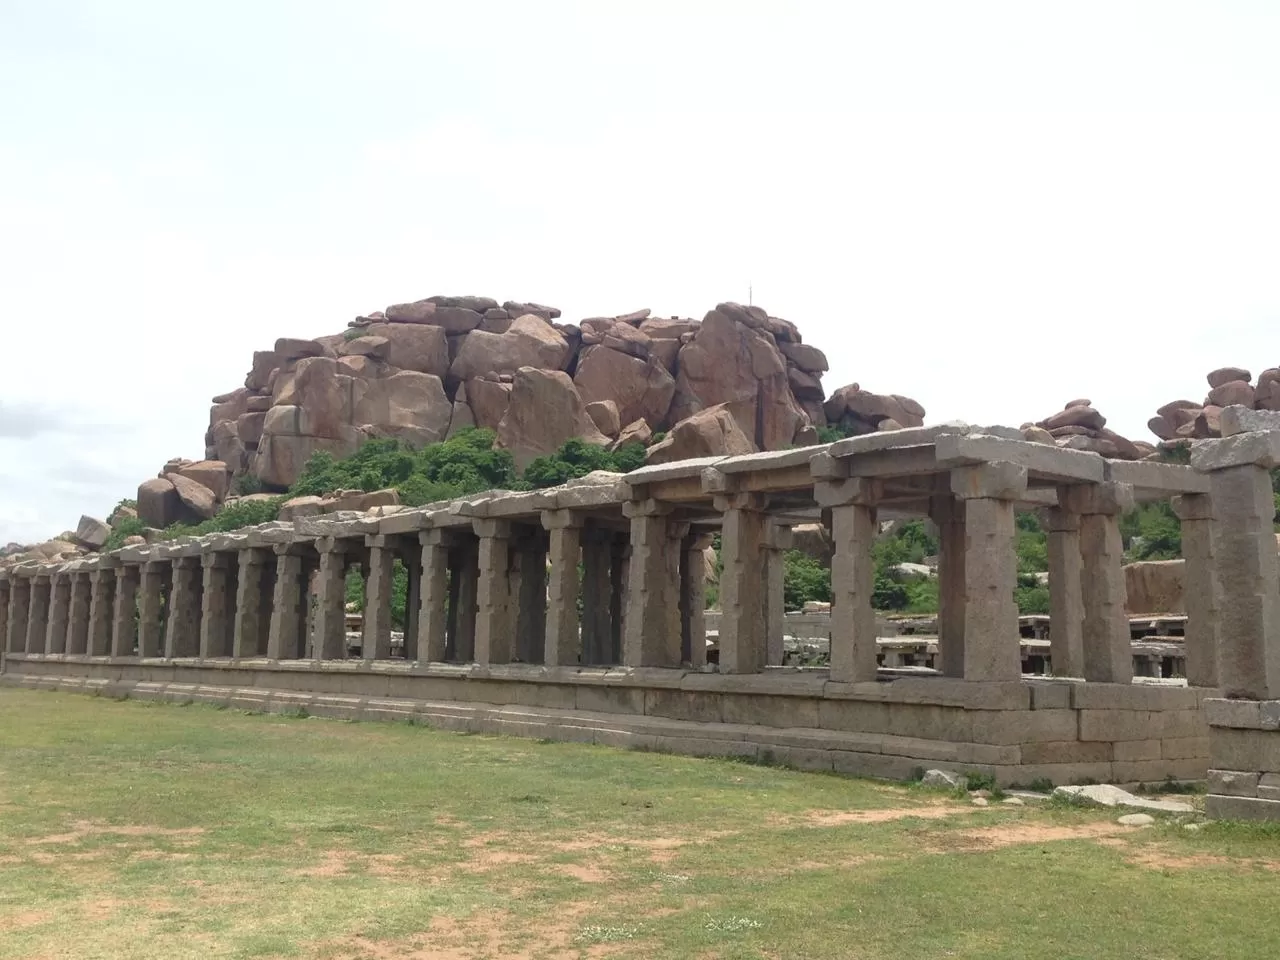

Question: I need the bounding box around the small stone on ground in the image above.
[921,769,962,789]
[1118,813,1156,827]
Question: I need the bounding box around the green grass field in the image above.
[2,689,1279,959]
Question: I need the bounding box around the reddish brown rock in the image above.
[613,419,652,449]
[352,371,452,447]
[574,345,675,431]
[496,367,608,468]
[1207,366,1251,389]
[824,385,925,430]
[788,366,825,401]
[1043,404,1106,432]
[638,317,700,339]
[361,322,450,378]
[1206,379,1255,408]
[338,335,391,362]
[779,342,829,373]
[465,378,513,430]
[245,351,279,391]
[168,473,218,520]
[275,338,327,362]
[502,301,560,321]
[450,315,572,381]
[601,322,651,359]
[176,461,231,502]
[645,404,755,465]
[1147,415,1177,441]
[236,412,266,447]
[586,400,621,438]
[211,387,252,428]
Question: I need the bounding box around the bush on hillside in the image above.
[523,438,647,489]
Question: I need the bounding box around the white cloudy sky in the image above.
[2,1,1278,543]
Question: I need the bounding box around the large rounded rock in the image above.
[824,385,925,430]
[338,335,391,361]
[361,322,450,377]
[496,367,609,468]
[210,387,252,429]
[137,477,189,528]
[638,317,700,339]
[272,357,358,439]
[427,295,500,313]
[573,345,676,431]
[352,370,452,447]
[1206,380,1255,408]
[176,460,231,501]
[645,404,755,465]
[465,378,513,429]
[1207,366,1251,389]
[1043,404,1106,432]
[779,341,829,373]
[253,431,362,489]
[450,315,572,381]
[586,400,621,438]
[169,473,218,520]
[274,338,327,362]
[74,515,111,550]
[245,350,279,391]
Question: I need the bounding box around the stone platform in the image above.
[0,654,1210,787]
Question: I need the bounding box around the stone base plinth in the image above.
[1204,697,1280,820]
[0,654,1212,788]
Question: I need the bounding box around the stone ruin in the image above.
[1149,365,1280,446]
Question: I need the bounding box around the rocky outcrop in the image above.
[1149,366,1280,446]
[645,404,755,465]
[823,384,925,435]
[1025,401,1152,460]
[497,368,610,468]
[1123,560,1185,615]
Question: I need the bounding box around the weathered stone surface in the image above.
[1043,405,1106,431]
[465,378,513,430]
[176,460,230,502]
[502,301,560,321]
[137,477,185,528]
[427,295,500,313]
[210,387,253,428]
[361,322,449,377]
[645,404,754,465]
[337,335,390,361]
[1207,366,1251,388]
[586,400,621,438]
[921,768,962,788]
[601,321,651,358]
[1053,784,1193,812]
[574,345,676,430]
[253,431,361,489]
[168,473,218,520]
[245,351,279,391]
[788,366,825,402]
[74,516,110,550]
[450,316,572,381]
[1219,404,1280,437]
[671,307,805,449]
[383,300,437,324]
[614,418,652,450]
[496,367,609,468]
[1123,560,1184,615]
[353,371,452,447]
[236,412,266,447]
[779,341,829,373]
[1207,380,1255,408]
[271,358,358,438]
[638,317,700,339]
[1022,425,1055,445]
[447,400,476,438]
[824,385,925,431]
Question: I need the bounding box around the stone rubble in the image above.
[1053,783,1195,813]
[1148,365,1280,446]
[1022,401,1154,461]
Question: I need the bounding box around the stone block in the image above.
[1259,773,1280,801]
[1161,736,1210,760]
[721,694,819,730]
[757,745,835,772]
[1218,405,1280,438]
[818,698,891,734]
[644,689,723,724]
[950,462,1028,501]
[1113,740,1162,762]
[1028,682,1073,710]
[1111,757,1207,785]
[576,684,645,716]
[1159,710,1209,740]
[1207,769,1259,797]
[1210,728,1280,774]
[1191,431,1280,471]
[1263,701,1280,731]
[654,736,757,760]
[886,703,972,742]
[1203,697,1263,729]
[830,750,925,782]
[1019,740,1113,765]
[1204,794,1280,821]
[512,683,578,711]
[883,678,1031,710]
[1078,710,1159,742]
[970,709,1079,745]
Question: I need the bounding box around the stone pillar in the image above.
[930,495,967,678]
[137,562,165,658]
[951,463,1026,682]
[543,511,582,667]
[232,549,267,658]
[0,576,8,656]
[622,500,682,668]
[1045,504,1085,678]
[45,572,70,654]
[313,539,349,661]
[764,523,792,667]
[111,565,140,657]
[1171,493,1220,688]
[267,549,305,660]
[474,519,514,666]
[718,494,769,675]
[25,574,50,655]
[402,548,421,661]
[452,541,479,662]
[611,536,629,664]
[821,479,880,683]
[1064,482,1135,684]
[362,536,395,660]
[515,532,548,664]
[198,552,234,658]
[5,575,31,655]
[164,557,201,658]
[681,533,713,667]
[1207,464,1280,698]
[580,531,613,665]
[86,568,113,656]
[415,530,450,662]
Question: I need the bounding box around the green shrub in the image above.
[783,551,830,610]
[103,516,147,551]
[522,438,646,489]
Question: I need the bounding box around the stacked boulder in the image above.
[196,296,835,488]
[822,384,926,435]
[1148,366,1280,445]
[1021,400,1153,460]
[136,458,235,528]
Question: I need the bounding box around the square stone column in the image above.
[449,540,479,662]
[65,572,90,655]
[1045,504,1085,678]
[26,575,51,655]
[1063,482,1135,684]
[402,546,421,661]
[137,562,166,658]
[362,536,395,660]
[267,549,305,660]
[1206,462,1280,698]
[1171,493,1220,687]
[819,478,881,683]
[199,552,234,659]
[232,549,268,658]
[164,557,201,658]
[474,519,514,666]
[622,500,683,668]
[111,565,140,657]
[611,536,629,664]
[580,530,613,665]
[542,510,582,667]
[44,573,70,654]
[86,568,114,656]
[680,533,713,668]
[516,531,548,664]
[5,575,30,655]
[764,523,792,667]
[929,495,967,678]
[951,463,1027,682]
[416,530,451,663]
[0,575,8,655]
[717,493,770,675]
[313,539,350,661]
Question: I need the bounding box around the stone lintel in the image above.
[716,445,830,475]
[540,509,582,530]
[623,455,731,487]
[827,422,976,459]
[200,551,236,569]
[472,518,512,539]
[701,467,730,494]
[950,462,1028,501]
[935,433,1106,483]
[1058,481,1135,516]
[1170,493,1213,522]
[1191,430,1280,472]
[315,536,356,555]
[810,451,848,480]
[1204,698,1280,730]
[1104,458,1209,495]
[622,498,674,519]
[238,547,269,566]
[814,477,882,508]
[1204,794,1280,821]
[1220,405,1280,438]
[376,509,432,536]
[713,492,769,513]
[418,528,457,547]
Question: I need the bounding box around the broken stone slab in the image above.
[1053,784,1194,813]
[1219,404,1280,438]
[920,769,963,789]
[1191,430,1280,471]
[936,432,1107,482]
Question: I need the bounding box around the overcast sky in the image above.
[2,1,1278,543]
